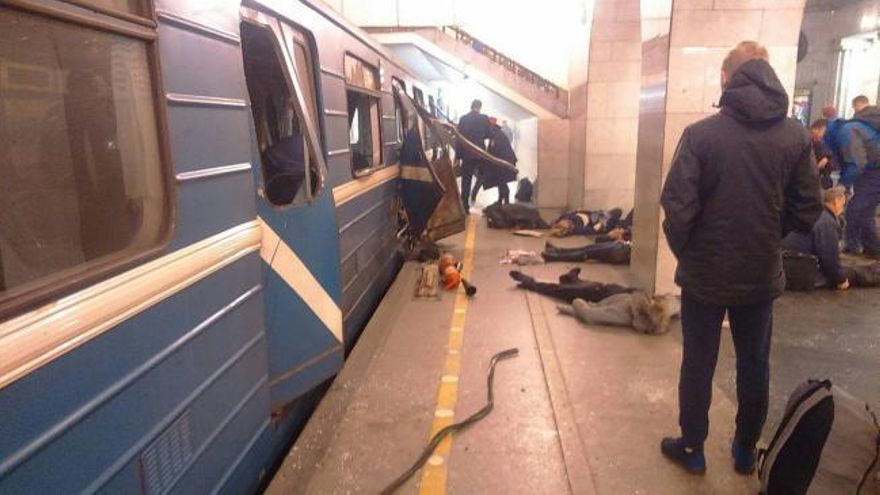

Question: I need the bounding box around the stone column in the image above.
[536,119,571,208]
[581,0,641,212]
[631,0,807,295]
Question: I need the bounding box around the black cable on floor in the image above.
[380,348,520,495]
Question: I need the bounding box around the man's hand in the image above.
[836,279,850,291]
[818,157,829,169]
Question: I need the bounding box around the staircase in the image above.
[366,26,569,119]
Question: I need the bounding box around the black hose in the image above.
[380,348,519,494]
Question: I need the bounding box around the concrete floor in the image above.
[267,213,880,494]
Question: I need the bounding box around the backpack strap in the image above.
[856,406,880,494]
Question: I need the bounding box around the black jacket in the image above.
[456,110,490,160]
[661,59,822,306]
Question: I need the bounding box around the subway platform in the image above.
[266,214,880,495]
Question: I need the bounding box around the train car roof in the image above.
[298,0,421,84]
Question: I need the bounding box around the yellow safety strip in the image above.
[418,215,477,494]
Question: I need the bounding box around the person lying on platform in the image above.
[595,226,632,243]
[548,208,630,237]
[541,239,631,265]
[782,186,880,290]
[509,267,633,303]
[556,291,680,335]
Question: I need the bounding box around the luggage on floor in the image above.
[515,177,533,203]
[758,379,880,495]
[483,203,548,230]
[782,250,820,291]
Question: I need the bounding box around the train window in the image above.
[241,22,318,206]
[428,95,437,117]
[0,6,170,311]
[344,55,382,174]
[347,91,381,173]
[412,86,425,108]
[391,78,407,143]
[344,54,380,91]
[282,24,323,196]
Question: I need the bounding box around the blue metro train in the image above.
[0,0,458,492]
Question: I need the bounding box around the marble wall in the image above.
[537,119,571,208]
[582,0,642,212]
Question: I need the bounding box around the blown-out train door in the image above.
[239,8,342,410]
[394,84,467,242]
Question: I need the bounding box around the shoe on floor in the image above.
[660,437,706,475]
[731,441,756,475]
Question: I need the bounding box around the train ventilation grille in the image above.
[140,410,194,494]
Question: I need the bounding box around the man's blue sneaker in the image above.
[731,441,756,475]
[660,437,706,475]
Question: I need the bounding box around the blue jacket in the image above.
[824,106,880,186]
[783,208,846,285]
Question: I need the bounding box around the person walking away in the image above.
[456,99,490,209]
[822,98,880,256]
[660,41,822,475]
[485,117,518,205]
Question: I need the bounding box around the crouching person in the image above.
[783,186,880,289]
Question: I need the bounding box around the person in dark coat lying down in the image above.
[484,202,549,229]
[541,240,631,265]
[548,208,628,237]
[556,292,681,335]
[783,186,880,289]
[509,267,632,303]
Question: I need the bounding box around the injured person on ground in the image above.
[509,267,632,303]
[782,186,880,290]
[542,238,631,265]
[557,292,680,335]
[548,208,632,237]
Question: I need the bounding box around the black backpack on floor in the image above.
[758,380,880,494]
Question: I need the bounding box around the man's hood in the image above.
[719,59,789,126]
[854,105,880,130]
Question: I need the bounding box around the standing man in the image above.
[823,97,880,256]
[660,41,822,475]
[456,99,490,209]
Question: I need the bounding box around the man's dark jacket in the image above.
[782,208,846,285]
[661,59,822,306]
[456,110,490,160]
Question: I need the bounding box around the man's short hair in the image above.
[821,105,838,119]
[810,118,828,130]
[721,41,770,76]
[824,186,846,203]
[852,95,870,107]
[471,99,482,111]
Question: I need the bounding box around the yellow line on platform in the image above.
[418,216,477,495]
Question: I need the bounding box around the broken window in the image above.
[241,21,319,205]
[344,54,382,174]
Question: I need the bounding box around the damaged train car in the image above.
[0,0,464,492]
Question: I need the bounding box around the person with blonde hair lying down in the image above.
[556,292,680,335]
